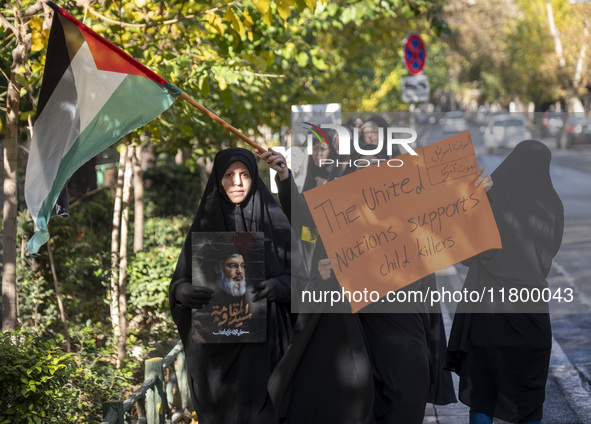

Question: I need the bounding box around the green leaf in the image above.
[295,51,309,67]
[311,55,329,71]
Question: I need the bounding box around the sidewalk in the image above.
[423,267,470,423]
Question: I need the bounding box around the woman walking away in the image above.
[446,140,564,424]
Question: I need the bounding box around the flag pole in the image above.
[179,92,285,169]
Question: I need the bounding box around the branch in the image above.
[0,65,11,83]
[85,6,145,28]
[69,185,106,209]
[22,0,104,17]
[235,71,286,79]
[0,47,26,95]
[84,0,243,28]
[0,12,17,34]
[24,0,46,17]
[47,238,72,353]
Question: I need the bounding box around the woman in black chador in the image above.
[343,143,456,424]
[302,129,339,191]
[169,147,293,424]
[261,144,462,424]
[260,148,375,424]
[446,140,564,424]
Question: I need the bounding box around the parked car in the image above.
[442,111,468,133]
[540,110,565,137]
[556,114,591,149]
[484,114,532,154]
[471,106,490,126]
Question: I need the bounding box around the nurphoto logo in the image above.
[305,123,418,169]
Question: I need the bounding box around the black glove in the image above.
[251,279,277,302]
[174,282,213,309]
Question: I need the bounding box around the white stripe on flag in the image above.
[73,42,126,136]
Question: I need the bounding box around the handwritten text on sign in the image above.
[303,131,502,312]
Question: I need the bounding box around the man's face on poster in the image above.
[216,254,246,297]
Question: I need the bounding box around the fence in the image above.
[101,340,193,424]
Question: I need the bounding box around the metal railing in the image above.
[101,340,193,424]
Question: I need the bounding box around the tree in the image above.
[2,0,449,346]
[543,0,589,112]
[289,1,449,112]
[1,0,44,332]
[440,0,589,110]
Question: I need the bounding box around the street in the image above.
[418,118,591,424]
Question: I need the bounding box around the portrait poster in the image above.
[190,232,266,343]
[303,131,502,312]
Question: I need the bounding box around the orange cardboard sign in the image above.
[303,131,502,312]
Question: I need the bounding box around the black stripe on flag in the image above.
[37,3,85,118]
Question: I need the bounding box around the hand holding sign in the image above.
[303,131,501,312]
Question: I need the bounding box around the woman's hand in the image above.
[318,258,333,281]
[475,164,493,192]
[174,282,213,309]
[258,149,289,180]
[251,279,277,302]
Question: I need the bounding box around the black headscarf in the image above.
[361,114,403,157]
[481,139,564,282]
[169,147,293,424]
[302,133,338,191]
[173,148,292,283]
[346,114,365,128]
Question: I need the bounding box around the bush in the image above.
[126,216,192,348]
[8,190,194,419]
[127,247,181,344]
[0,328,135,423]
[0,332,76,424]
[16,193,113,335]
[142,215,192,250]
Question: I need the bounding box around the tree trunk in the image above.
[117,144,134,365]
[545,0,585,113]
[573,21,588,90]
[546,0,565,69]
[2,14,30,332]
[47,238,71,352]
[110,144,126,364]
[133,144,144,253]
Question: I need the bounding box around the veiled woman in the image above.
[260,148,375,424]
[302,130,338,191]
[261,143,461,424]
[343,143,456,424]
[169,147,293,424]
[446,140,564,424]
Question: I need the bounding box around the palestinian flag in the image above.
[25,2,180,253]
